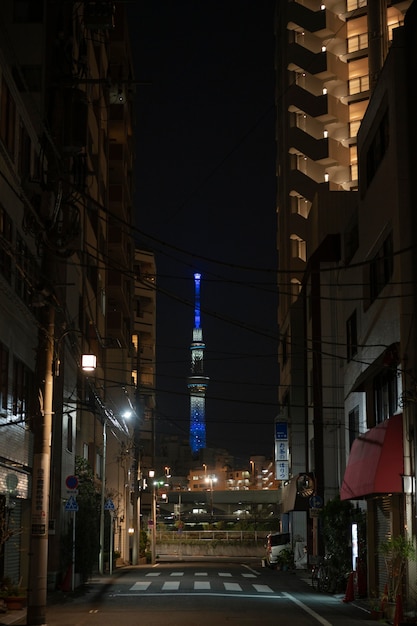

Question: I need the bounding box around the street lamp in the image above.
[81,354,97,372]
[148,470,157,564]
[98,415,107,575]
[205,475,217,517]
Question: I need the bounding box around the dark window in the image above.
[0,205,13,282]
[366,110,389,187]
[12,356,32,419]
[373,368,398,424]
[15,233,38,305]
[346,310,358,362]
[67,415,73,452]
[348,406,359,449]
[0,78,16,156]
[369,232,393,303]
[0,342,9,411]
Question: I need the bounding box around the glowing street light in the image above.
[148,470,157,564]
[205,475,217,517]
[81,353,97,372]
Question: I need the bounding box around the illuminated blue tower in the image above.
[188,273,209,455]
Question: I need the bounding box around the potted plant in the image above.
[278,547,294,571]
[0,577,26,610]
[379,535,416,620]
[369,592,383,620]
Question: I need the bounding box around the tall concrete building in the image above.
[0,2,137,619]
[275,0,413,591]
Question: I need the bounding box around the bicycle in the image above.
[311,557,337,593]
[311,559,323,591]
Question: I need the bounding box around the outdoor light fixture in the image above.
[149,470,156,564]
[81,354,97,371]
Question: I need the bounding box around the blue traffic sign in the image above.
[275,422,288,440]
[65,495,79,512]
[309,495,323,509]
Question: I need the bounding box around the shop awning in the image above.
[340,413,403,500]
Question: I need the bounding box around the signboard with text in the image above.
[275,461,289,481]
[275,421,289,480]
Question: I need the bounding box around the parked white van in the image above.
[265,532,291,568]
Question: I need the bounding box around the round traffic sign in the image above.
[65,475,79,490]
[309,495,323,509]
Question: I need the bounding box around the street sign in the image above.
[275,460,289,480]
[104,498,115,510]
[65,495,79,512]
[275,422,288,440]
[309,495,323,509]
[65,475,79,490]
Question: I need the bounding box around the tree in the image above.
[379,535,416,602]
[320,496,366,592]
[62,457,101,582]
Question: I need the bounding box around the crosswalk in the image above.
[124,571,276,596]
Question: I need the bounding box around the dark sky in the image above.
[128,1,278,464]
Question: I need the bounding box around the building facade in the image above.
[275,0,414,596]
[0,1,137,609]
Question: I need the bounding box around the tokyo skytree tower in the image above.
[187,273,209,454]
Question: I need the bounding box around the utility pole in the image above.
[27,303,55,625]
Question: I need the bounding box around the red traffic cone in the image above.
[60,564,72,592]
[393,594,404,626]
[343,571,355,603]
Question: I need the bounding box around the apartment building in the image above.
[0,1,137,606]
[131,248,157,557]
[275,0,414,593]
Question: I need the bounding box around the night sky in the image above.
[128,1,278,464]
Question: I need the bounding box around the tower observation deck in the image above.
[187,272,209,454]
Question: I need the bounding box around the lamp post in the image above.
[98,416,107,575]
[205,475,217,517]
[148,470,157,564]
[27,308,96,624]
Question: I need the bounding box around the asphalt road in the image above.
[10,560,372,626]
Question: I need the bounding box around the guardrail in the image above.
[156,530,265,543]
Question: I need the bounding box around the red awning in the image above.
[340,413,403,500]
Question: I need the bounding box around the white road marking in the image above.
[130,581,151,591]
[253,584,274,593]
[283,591,333,626]
[242,573,256,578]
[194,581,210,590]
[170,572,184,576]
[162,581,180,591]
[224,582,242,592]
[145,572,161,577]
[219,572,233,577]
[195,572,208,576]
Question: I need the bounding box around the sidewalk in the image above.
[293,568,396,623]
[0,573,118,626]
